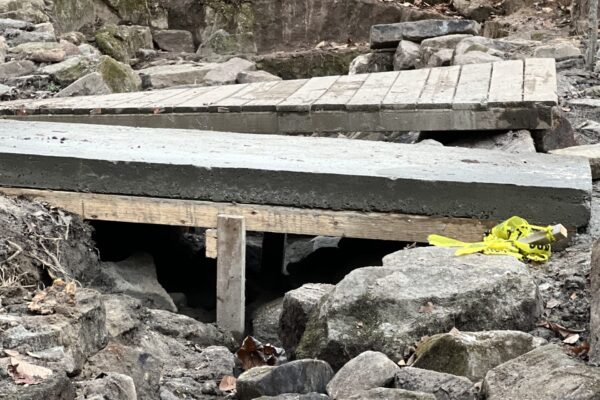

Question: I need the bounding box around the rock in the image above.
[0,83,13,96]
[483,344,600,399]
[533,42,582,60]
[198,28,257,56]
[34,22,54,34]
[255,395,331,400]
[0,18,33,31]
[4,29,55,47]
[346,388,436,400]
[453,51,502,65]
[530,107,577,152]
[99,253,176,312]
[59,32,86,46]
[448,130,537,153]
[237,359,334,400]
[203,57,256,86]
[296,247,543,369]
[56,72,112,97]
[0,0,48,24]
[78,43,100,57]
[412,330,546,381]
[371,20,481,49]
[0,36,7,62]
[280,283,334,355]
[349,51,394,74]
[39,56,96,86]
[393,40,420,70]
[427,49,454,67]
[95,24,153,64]
[252,297,284,346]
[101,294,144,339]
[82,342,162,400]
[94,56,142,93]
[59,40,80,57]
[420,34,473,65]
[591,239,600,363]
[237,70,282,83]
[1,289,107,374]
[452,0,496,22]
[395,367,476,400]
[75,373,137,400]
[0,373,76,400]
[327,351,400,399]
[453,36,538,60]
[153,29,195,53]
[10,41,65,62]
[137,63,216,89]
[192,346,236,380]
[145,308,236,350]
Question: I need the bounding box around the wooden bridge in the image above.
[0,59,557,133]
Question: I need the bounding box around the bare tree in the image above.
[589,0,599,70]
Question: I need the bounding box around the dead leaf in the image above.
[398,359,406,367]
[235,336,285,371]
[568,341,590,357]
[419,301,434,313]
[28,279,77,315]
[537,320,585,338]
[570,292,578,301]
[7,357,52,385]
[546,298,560,309]
[563,334,580,344]
[3,349,19,357]
[219,375,236,391]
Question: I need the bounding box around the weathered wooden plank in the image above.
[312,74,368,111]
[216,214,246,338]
[524,58,558,105]
[210,81,280,112]
[418,65,461,109]
[346,71,400,111]
[242,79,308,112]
[488,60,523,107]
[452,63,492,110]
[0,187,499,243]
[175,84,248,112]
[277,76,339,112]
[382,68,431,110]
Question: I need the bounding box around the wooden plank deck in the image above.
[0,59,558,133]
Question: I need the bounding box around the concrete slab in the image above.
[0,120,591,227]
[550,144,600,179]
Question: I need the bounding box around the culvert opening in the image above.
[90,220,411,330]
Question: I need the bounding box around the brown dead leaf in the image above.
[219,375,236,391]
[537,320,585,338]
[563,333,580,344]
[419,301,434,313]
[28,279,77,315]
[570,292,578,301]
[568,341,590,357]
[235,336,284,371]
[8,357,52,385]
[546,298,560,309]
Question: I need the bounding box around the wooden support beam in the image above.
[0,188,498,243]
[216,215,246,339]
[205,229,218,259]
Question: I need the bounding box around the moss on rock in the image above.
[97,55,141,93]
[95,24,152,63]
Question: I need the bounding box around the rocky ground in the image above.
[1,0,600,399]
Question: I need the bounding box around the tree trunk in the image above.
[572,0,600,33]
[588,0,599,70]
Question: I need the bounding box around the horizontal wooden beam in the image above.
[0,187,496,243]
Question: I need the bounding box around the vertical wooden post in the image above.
[216,215,246,339]
[588,0,598,70]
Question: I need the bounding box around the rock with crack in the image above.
[237,359,334,400]
[55,72,112,97]
[202,57,256,86]
[137,63,218,89]
[296,247,543,369]
[483,344,600,399]
[349,51,393,74]
[394,367,476,400]
[412,330,546,381]
[420,34,472,66]
[280,283,335,356]
[153,29,195,53]
[326,351,400,399]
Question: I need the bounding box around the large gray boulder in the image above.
[452,0,496,22]
[0,373,76,400]
[483,345,600,399]
[395,368,476,400]
[296,247,543,369]
[349,52,393,74]
[533,41,582,60]
[252,297,284,346]
[4,28,55,47]
[0,60,35,79]
[346,388,436,400]
[202,57,256,86]
[280,283,335,355]
[138,63,217,89]
[420,34,472,66]
[393,40,420,70]
[74,373,137,400]
[152,29,195,53]
[237,70,282,83]
[95,24,153,63]
[412,330,546,381]
[371,20,481,49]
[327,351,400,399]
[56,72,112,97]
[10,41,65,62]
[237,360,334,400]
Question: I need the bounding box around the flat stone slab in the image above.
[0,120,591,227]
[370,19,481,48]
[0,59,557,133]
[550,144,600,179]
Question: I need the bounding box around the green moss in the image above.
[413,334,470,377]
[95,25,129,63]
[97,56,140,93]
